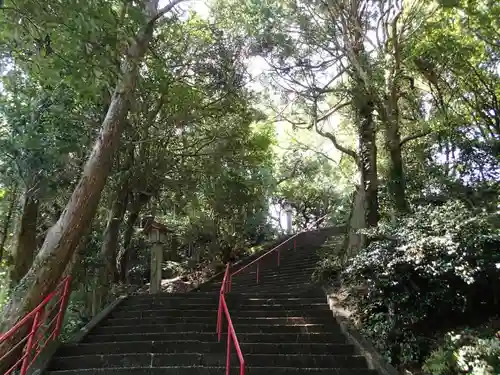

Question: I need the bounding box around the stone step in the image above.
[193,291,325,298]
[82,332,347,344]
[57,341,357,357]
[46,367,377,375]
[202,280,318,290]
[109,308,332,319]
[117,300,326,310]
[226,286,320,294]
[230,258,319,272]
[102,315,336,327]
[220,281,316,289]
[49,353,367,370]
[231,270,317,281]
[229,275,316,285]
[231,263,317,272]
[113,302,329,314]
[120,295,326,308]
[91,323,341,335]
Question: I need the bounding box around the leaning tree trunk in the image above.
[10,189,39,286]
[0,1,171,367]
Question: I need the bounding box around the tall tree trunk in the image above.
[382,10,409,215]
[357,99,379,227]
[100,147,133,284]
[0,0,176,365]
[351,12,379,227]
[386,126,409,214]
[10,189,39,286]
[117,193,150,282]
[101,184,129,283]
[0,184,18,261]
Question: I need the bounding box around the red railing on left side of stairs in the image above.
[216,264,245,375]
[0,276,72,375]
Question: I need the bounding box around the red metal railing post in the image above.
[293,238,296,250]
[217,296,222,342]
[256,262,260,284]
[277,246,280,267]
[226,328,232,375]
[20,310,41,375]
[54,277,71,337]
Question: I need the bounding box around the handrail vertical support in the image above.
[256,263,260,284]
[277,246,280,267]
[20,310,41,375]
[217,297,222,341]
[293,238,296,251]
[226,330,232,375]
[54,277,71,337]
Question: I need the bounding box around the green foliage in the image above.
[0,260,9,309]
[274,151,351,229]
[312,236,345,284]
[339,202,500,366]
[423,328,500,375]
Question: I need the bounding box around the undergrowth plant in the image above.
[327,201,500,368]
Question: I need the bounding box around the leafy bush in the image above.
[312,237,345,284]
[423,328,500,375]
[340,201,500,366]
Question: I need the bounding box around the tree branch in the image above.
[276,159,302,185]
[149,0,187,24]
[400,130,431,147]
[311,98,358,162]
[315,123,358,162]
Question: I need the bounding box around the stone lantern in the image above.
[284,201,293,235]
[142,218,170,294]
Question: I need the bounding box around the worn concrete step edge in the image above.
[49,353,367,370]
[102,316,337,326]
[91,323,341,335]
[56,341,357,356]
[45,367,377,375]
[113,303,330,313]
[81,332,347,344]
[108,309,333,319]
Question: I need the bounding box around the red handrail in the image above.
[215,214,328,374]
[216,264,245,375]
[230,213,329,282]
[0,276,72,375]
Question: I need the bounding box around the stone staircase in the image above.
[45,229,377,375]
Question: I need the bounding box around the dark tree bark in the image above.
[385,127,409,214]
[117,192,150,282]
[381,11,409,215]
[100,147,134,283]
[356,96,379,227]
[10,189,39,286]
[101,183,129,283]
[351,11,379,228]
